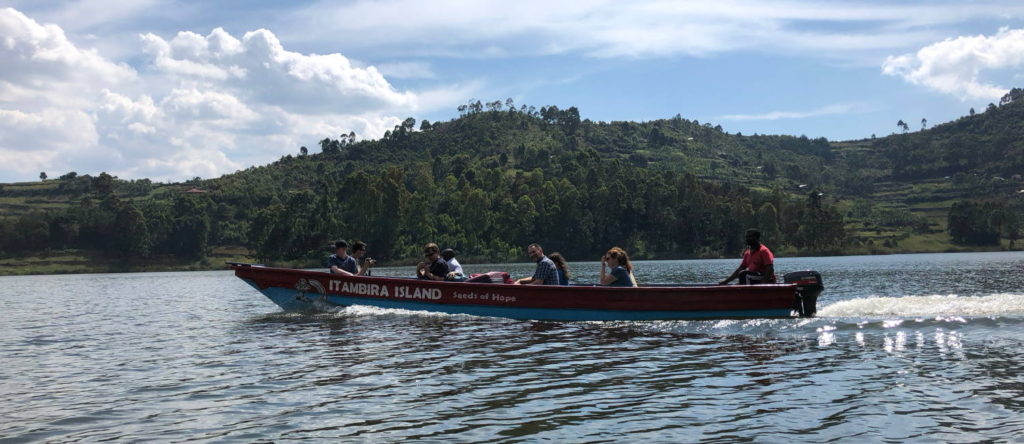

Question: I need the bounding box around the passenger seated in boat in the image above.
[600,247,637,287]
[719,228,776,285]
[417,243,450,281]
[351,241,375,276]
[515,243,559,285]
[328,240,358,275]
[549,252,570,285]
[442,248,465,280]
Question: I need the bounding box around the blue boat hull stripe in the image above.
[245,280,793,321]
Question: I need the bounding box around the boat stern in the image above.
[784,270,824,317]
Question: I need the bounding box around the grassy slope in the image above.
[3,105,1023,275]
[828,137,1022,254]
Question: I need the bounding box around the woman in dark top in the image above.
[549,252,570,286]
[599,247,635,287]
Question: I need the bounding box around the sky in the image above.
[1,0,1024,183]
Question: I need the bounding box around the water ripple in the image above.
[2,254,1024,441]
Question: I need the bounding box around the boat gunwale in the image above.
[229,262,796,293]
[232,261,798,296]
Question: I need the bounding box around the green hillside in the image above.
[2,93,1022,275]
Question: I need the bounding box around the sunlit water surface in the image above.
[1,252,1023,442]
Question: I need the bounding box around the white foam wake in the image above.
[339,304,482,319]
[818,294,1024,317]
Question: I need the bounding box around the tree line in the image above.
[3,94,1023,265]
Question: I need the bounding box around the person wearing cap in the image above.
[328,240,358,275]
[441,248,464,280]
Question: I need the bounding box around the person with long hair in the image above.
[599,247,636,287]
[549,252,570,286]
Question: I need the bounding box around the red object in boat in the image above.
[230,263,821,321]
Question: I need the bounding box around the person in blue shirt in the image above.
[549,252,570,285]
[515,243,559,285]
[327,240,358,275]
[600,247,636,287]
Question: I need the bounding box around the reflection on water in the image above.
[1,252,1023,441]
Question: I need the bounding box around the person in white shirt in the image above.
[441,248,464,280]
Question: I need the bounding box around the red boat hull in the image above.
[231,264,800,320]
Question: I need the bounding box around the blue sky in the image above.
[1,0,1023,182]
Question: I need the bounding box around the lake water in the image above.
[1,252,1022,442]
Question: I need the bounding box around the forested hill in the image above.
[2,91,1023,273]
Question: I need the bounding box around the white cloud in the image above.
[0,8,455,182]
[286,0,1024,58]
[882,27,1024,101]
[140,27,419,112]
[376,61,436,79]
[160,88,258,124]
[0,108,97,150]
[124,145,240,181]
[140,30,242,80]
[98,89,159,124]
[414,80,486,114]
[720,104,856,121]
[0,7,135,103]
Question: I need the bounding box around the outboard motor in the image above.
[784,271,824,317]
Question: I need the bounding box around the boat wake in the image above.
[253,295,1024,333]
[340,304,485,319]
[818,293,1024,318]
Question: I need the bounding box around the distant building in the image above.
[185,188,206,193]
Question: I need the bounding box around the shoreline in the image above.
[1,244,1019,277]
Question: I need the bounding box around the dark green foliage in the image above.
[864,89,1024,181]
[948,201,1002,245]
[113,203,150,257]
[166,195,211,259]
[194,103,855,262]
[6,93,1024,265]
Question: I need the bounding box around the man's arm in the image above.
[422,270,445,281]
[418,262,446,281]
[516,264,540,284]
[719,265,744,285]
[764,264,775,282]
[330,261,354,276]
[357,259,375,276]
[521,264,555,285]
